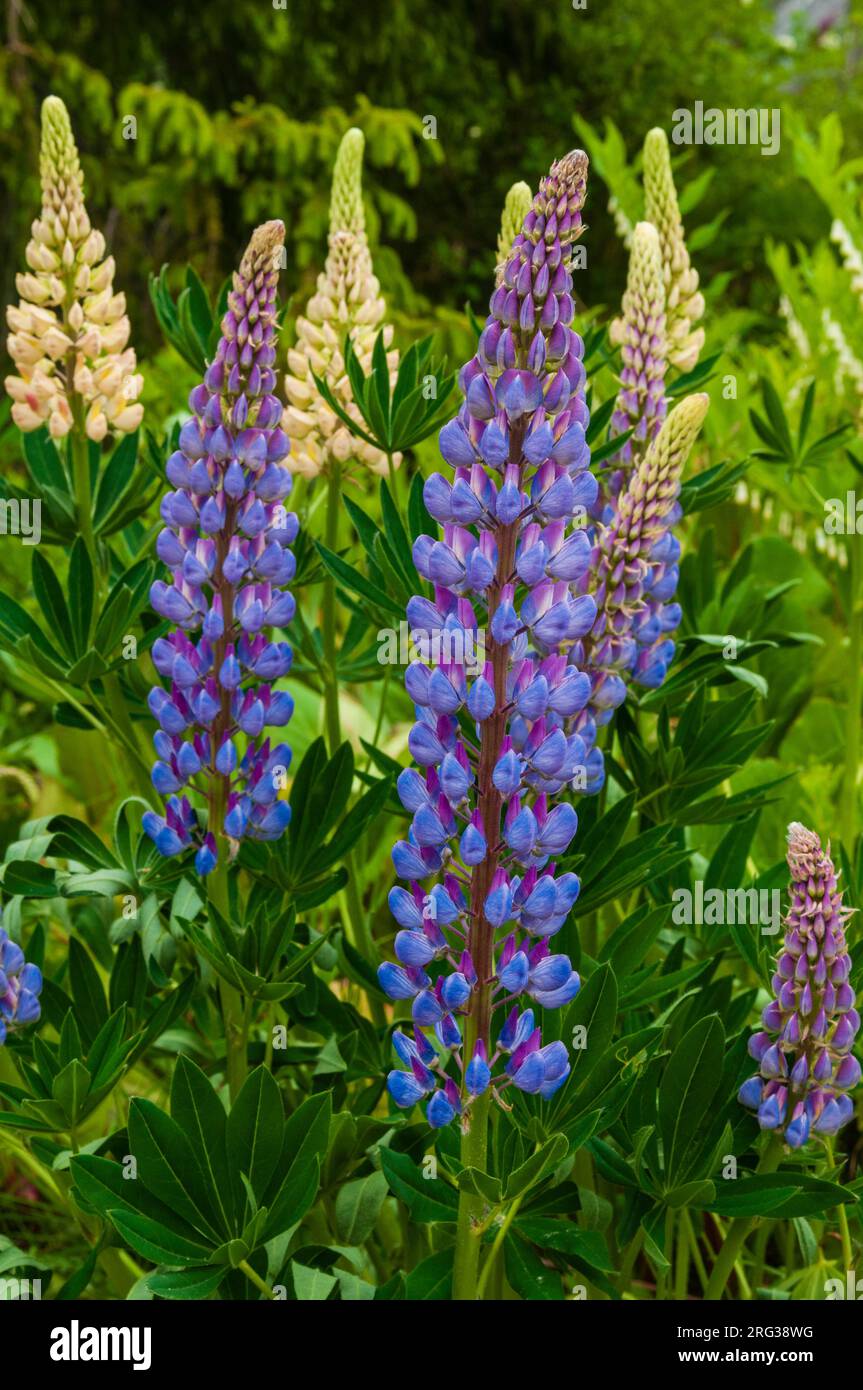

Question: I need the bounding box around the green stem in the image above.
[682,1209,708,1293]
[70,414,100,610]
[208,853,246,1102]
[828,1139,854,1270]
[837,1199,854,1272]
[452,1091,490,1300]
[841,530,862,852]
[475,1189,524,1301]
[239,1259,275,1300]
[704,1135,783,1300]
[657,1208,674,1299]
[674,1206,690,1300]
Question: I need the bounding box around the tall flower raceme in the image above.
[577,393,709,714]
[643,127,705,374]
[739,823,860,1148]
[0,920,42,1046]
[5,95,144,443]
[379,149,597,1129]
[605,220,667,497]
[283,127,400,479]
[496,181,533,277]
[144,221,297,876]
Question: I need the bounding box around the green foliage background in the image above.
[1,0,863,1305]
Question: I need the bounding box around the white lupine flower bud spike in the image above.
[283,127,400,479]
[643,128,705,373]
[4,96,144,442]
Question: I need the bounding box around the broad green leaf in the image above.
[657,1015,725,1186]
[226,1065,284,1203]
[379,1147,459,1223]
[504,1232,564,1299]
[334,1171,389,1244]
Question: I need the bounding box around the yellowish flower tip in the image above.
[496,181,533,266]
[283,130,399,479]
[642,127,705,373]
[5,97,143,441]
[610,222,662,330]
[240,219,286,280]
[658,391,710,459]
[329,127,367,239]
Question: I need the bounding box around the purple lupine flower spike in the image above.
[0,921,43,1045]
[144,222,296,876]
[380,151,595,1126]
[605,220,667,499]
[739,822,860,1147]
[568,393,709,770]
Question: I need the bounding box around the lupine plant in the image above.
[0,87,860,1312]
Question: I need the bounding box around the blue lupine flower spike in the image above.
[0,923,43,1045]
[379,150,594,1126]
[739,822,860,1148]
[144,221,296,875]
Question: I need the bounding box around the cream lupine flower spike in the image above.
[283,127,399,478]
[5,96,143,442]
[495,180,532,280]
[643,127,705,373]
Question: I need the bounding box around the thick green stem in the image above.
[705,1135,783,1299]
[452,1090,491,1300]
[841,530,862,852]
[208,846,246,1102]
[452,435,522,1302]
[70,404,99,595]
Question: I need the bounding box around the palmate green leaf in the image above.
[0,860,57,896]
[515,1218,615,1272]
[408,470,434,544]
[67,938,108,1044]
[314,771,393,872]
[311,368,381,452]
[260,1157,320,1243]
[93,431,139,531]
[505,1135,569,1201]
[67,537,94,654]
[128,1097,224,1241]
[291,1262,338,1301]
[226,1066,284,1205]
[50,1061,90,1128]
[403,1248,453,1300]
[169,1057,234,1234]
[334,1170,389,1244]
[147,1266,226,1300]
[457,1167,503,1203]
[703,1173,857,1220]
[704,812,761,893]
[315,541,404,618]
[258,1092,329,1241]
[504,1232,564,1300]
[657,1014,725,1187]
[31,550,74,658]
[379,1147,459,1223]
[70,1153,212,1246]
[109,1209,214,1267]
[599,904,669,980]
